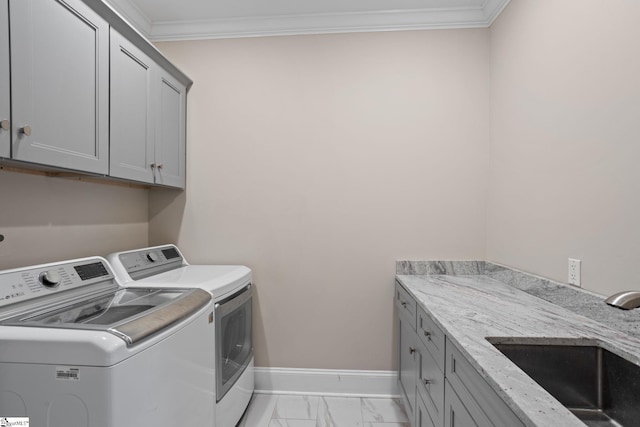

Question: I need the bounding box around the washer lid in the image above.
[3,287,211,346]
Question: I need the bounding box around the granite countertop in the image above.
[395,261,640,427]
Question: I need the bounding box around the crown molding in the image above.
[102,0,153,36]
[483,0,511,25]
[104,0,510,41]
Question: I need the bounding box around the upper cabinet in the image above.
[110,29,155,184]
[154,70,186,188]
[0,0,11,158]
[0,0,191,188]
[110,29,187,188]
[9,0,109,174]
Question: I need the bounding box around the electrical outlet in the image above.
[568,258,581,287]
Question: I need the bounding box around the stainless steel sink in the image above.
[490,340,640,427]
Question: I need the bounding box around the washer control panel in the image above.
[39,270,62,288]
[0,258,114,308]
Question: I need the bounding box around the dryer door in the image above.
[215,284,253,401]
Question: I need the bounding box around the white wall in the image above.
[487,0,640,296]
[151,29,490,370]
[0,169,149,269]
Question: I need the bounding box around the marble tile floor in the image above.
[237,394,410,427]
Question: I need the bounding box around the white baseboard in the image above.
[254,367,400,398]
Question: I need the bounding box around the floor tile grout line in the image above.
[267,396,275,425]
[262,394,409,427]
[270,394,280,422]
[315,395,321,425]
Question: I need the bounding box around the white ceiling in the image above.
[104,0,510,41]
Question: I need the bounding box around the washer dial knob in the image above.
[39,270,61,288]
[146,252,159,263]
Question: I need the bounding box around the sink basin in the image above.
[490,340,640,427]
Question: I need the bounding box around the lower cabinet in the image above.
[416,390,437,427]
[444,380,477,427]
[396,281,417,420]
[417,337,444,427]
[445,339,525,427]
[399,316,417,419]
[395,282,525,427]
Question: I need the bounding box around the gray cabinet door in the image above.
[417,340,444,427]
[444,380,478,427]
[417,393,436,427]
[9,0,109,174]
[0,0,9,158]
[153,69,186,188]
[399,316,417,421]
[109,29,155,184]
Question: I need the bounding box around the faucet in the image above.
[605,291,640,310]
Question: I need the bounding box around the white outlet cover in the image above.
[568,258,581,287]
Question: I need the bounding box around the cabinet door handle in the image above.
[157,163,164,169]
[150,163,156,169]
[19,125,32,136]
[401,301,407,308]
[0,119,9,131]
[423,329,432,338]
[423,378,433,385]
[409,347,416,354]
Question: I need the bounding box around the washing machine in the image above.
[0,256,215,427]
[107,245,254,427]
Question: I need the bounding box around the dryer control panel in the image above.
[118,245,184,280]
[0,258,115,309]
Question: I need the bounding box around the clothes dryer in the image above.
[107,245,254,427]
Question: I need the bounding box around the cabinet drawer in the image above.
[418,306,445,371]
[396,281,417,330]
[446,339,525,427]
[417,338,444,427]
